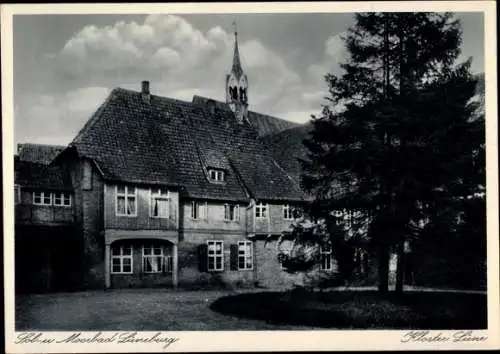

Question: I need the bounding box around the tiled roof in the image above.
[192,95,299,137]
[260,122,313,185]
[68,87,305,202]
[15,158,73,191]
[17,143,66,165]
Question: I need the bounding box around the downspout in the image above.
[247,198,256,236]
[267,201,271,237]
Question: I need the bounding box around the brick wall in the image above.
[251,203,296,235]
[109,239,174,288]
[104,184,179,230]
[16,189,74,225]
[181,200,247,234]
[67,158,105,289]
[178,231,256,288]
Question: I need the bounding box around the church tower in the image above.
[226,22,248,124]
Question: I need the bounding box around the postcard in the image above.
[2,1,499,352]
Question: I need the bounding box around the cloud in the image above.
[56,15,227,84]
[51,14,308,119]
[307,32,348,83]
[18,14,351,146]
[15,87,110,146]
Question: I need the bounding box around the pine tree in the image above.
[301,13,484,293]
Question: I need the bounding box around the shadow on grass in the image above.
[209,290,487,329]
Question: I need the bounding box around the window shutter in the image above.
[204,202,208,220]
[235,205,240,222]
[198,244,208,272]
[230,244,239,271]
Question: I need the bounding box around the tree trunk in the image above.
[378,245,390,293]
[395,240,405,293]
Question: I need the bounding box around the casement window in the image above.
[111,245,133,274]
[191,201,208,220]
[238,241,253,270]
[33,191,52,205]
[164,255,174,273]
[320,245,334,271]
[255,202,268,219]
[207,240,224,271]
[283,204,294,220]
[224,204,239,222]
[150,188,169,218]
[116,185,137,216]
[14,185,21,204]
[208,169,225,182]
[53,192,72,207]
[142,245,164,273]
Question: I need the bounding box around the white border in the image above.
[2,1,499,352]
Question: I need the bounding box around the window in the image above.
[142,245,164,273]
[283,204,294,220]
[191,201,208,220]
[150,188,169,218]
[224,204,239,222]
[53,192,71,207]
[207,240,224,271]
[116,185,137,216]
[164,255,173,273]
[14,185,20,204]
[33,191,52,205]
[320,245,335,271]
[255,202,267,219]
[208,169,225,182]
[111,245,133,274]
[238,241,253,270]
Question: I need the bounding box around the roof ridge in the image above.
[193,94,298,126]
[185,109,251,198]
[18,143,66,148]
[116,87,195,107]
[270,156,303,199]
[260,121,312,140]
[183,110,212,182]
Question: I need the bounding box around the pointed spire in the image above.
[231,21,243,79]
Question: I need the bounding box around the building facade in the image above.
[14,29,340,292]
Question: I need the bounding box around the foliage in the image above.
[300,12,485,292]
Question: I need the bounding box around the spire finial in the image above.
[230,21,243,79]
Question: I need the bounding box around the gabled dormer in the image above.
[207,168,226,183]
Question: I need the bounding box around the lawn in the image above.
[15,288,319,331]
[210,290,487,329]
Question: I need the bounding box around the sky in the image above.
[13,12,484,146]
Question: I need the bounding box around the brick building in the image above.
[14,29,340,292]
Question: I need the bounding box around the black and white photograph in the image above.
[2,1,499,352]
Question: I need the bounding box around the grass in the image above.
[209,290,487,329]
[15,288,320,331]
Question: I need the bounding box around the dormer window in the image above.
[208,169,225,183]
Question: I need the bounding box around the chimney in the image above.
[141,80,150,103]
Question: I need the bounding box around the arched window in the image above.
[240,87,246,102]
[232,86,238,100]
